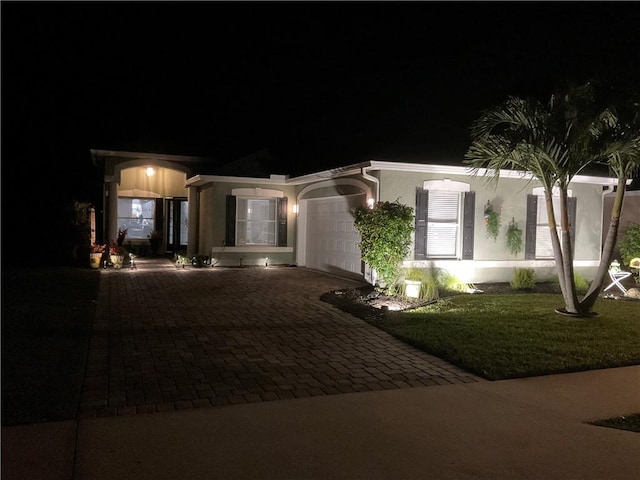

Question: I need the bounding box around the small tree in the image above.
[354,200,415,290]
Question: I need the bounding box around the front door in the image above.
[167,198,188,252]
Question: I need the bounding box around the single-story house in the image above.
[91,148,637,285]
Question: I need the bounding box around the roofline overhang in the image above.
[91,149,211,168]
[365,160,624,186]
[181,159,623,188]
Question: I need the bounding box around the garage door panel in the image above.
[305,194,364,278]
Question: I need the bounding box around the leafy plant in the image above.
[354,200,415,289]
[506,218,523,256]
[618,223,640,266]
[438,270,473,293]
[574,273,590,294]
[483,201,500,241]
[398,267,439,301]
[511,268,536,290]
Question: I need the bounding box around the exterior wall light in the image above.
[292,204,299,214]
[146,167,156,177]
[367,197,375,209]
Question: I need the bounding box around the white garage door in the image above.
[305,194,364,279]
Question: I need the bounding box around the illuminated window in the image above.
[117,198,155,240]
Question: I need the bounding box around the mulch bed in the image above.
[321,282,566,321]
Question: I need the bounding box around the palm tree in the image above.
[465,81,640,317]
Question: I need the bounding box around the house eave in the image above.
[186,163,372,187]
[186,174,292,187]
[366,160,622,186]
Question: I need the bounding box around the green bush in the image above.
[438,270,472,293]
[354,200,414,289]
[511,268,536,290]
[619,223,640,266]
[574,273,590,294]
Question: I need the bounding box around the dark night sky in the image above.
[2,1,640,214]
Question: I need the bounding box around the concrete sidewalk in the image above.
[4,365,639,479]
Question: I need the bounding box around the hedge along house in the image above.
[92,149,624,284]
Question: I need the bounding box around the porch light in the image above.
[146,167,155,177]
[367,197,375,209]
[292,204,299,214]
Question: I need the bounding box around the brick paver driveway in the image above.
[79,259,482,417]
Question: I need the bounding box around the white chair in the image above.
[604,260,632,295]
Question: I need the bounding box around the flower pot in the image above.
[404,280,422,299]
[89,253,103,269]
[110,254,125,269]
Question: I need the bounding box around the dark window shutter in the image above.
[568,197,577,252]
[225,195,236,246]
[277,197,288,247]
[525,194,537,259]
[414,190,428,260]
[462,191,475,260]
[155,198,164,235]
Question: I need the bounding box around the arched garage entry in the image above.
[296,179,370,280]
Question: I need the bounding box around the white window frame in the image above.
[231,188,284,247]
[236,196,277,246]
[422,180,469,259]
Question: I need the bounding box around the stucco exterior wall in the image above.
[119,167,188,198]
[197,180,297,266]
[376,169,606,283]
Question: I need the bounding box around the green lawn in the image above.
[378,293,640,380]
[1,267,100,426]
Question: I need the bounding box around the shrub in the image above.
[619,223,640,266]
[438,270,473,293]
[354,200,414,289]
[574,273,590,294]
[511,268,536,290]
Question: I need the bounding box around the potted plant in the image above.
[506,218,523,256]
[483,201,500,241]
[89,243,106,269]
[402,267,425,299]
[109,241,126,269]
[117,227,128,246]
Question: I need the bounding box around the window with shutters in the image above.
[225,191,287,247]
[427,191,461,257]
[237,197,277,245]
[415,181,474,260]
[525,190,576,260]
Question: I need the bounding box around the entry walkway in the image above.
[79,258,481,418]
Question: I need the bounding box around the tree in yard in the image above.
[464,81,640,317]
[354,200,415,291]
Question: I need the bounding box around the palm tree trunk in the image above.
[548,189,580,314]
[580,176,628,309]
[559,187,580,313]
